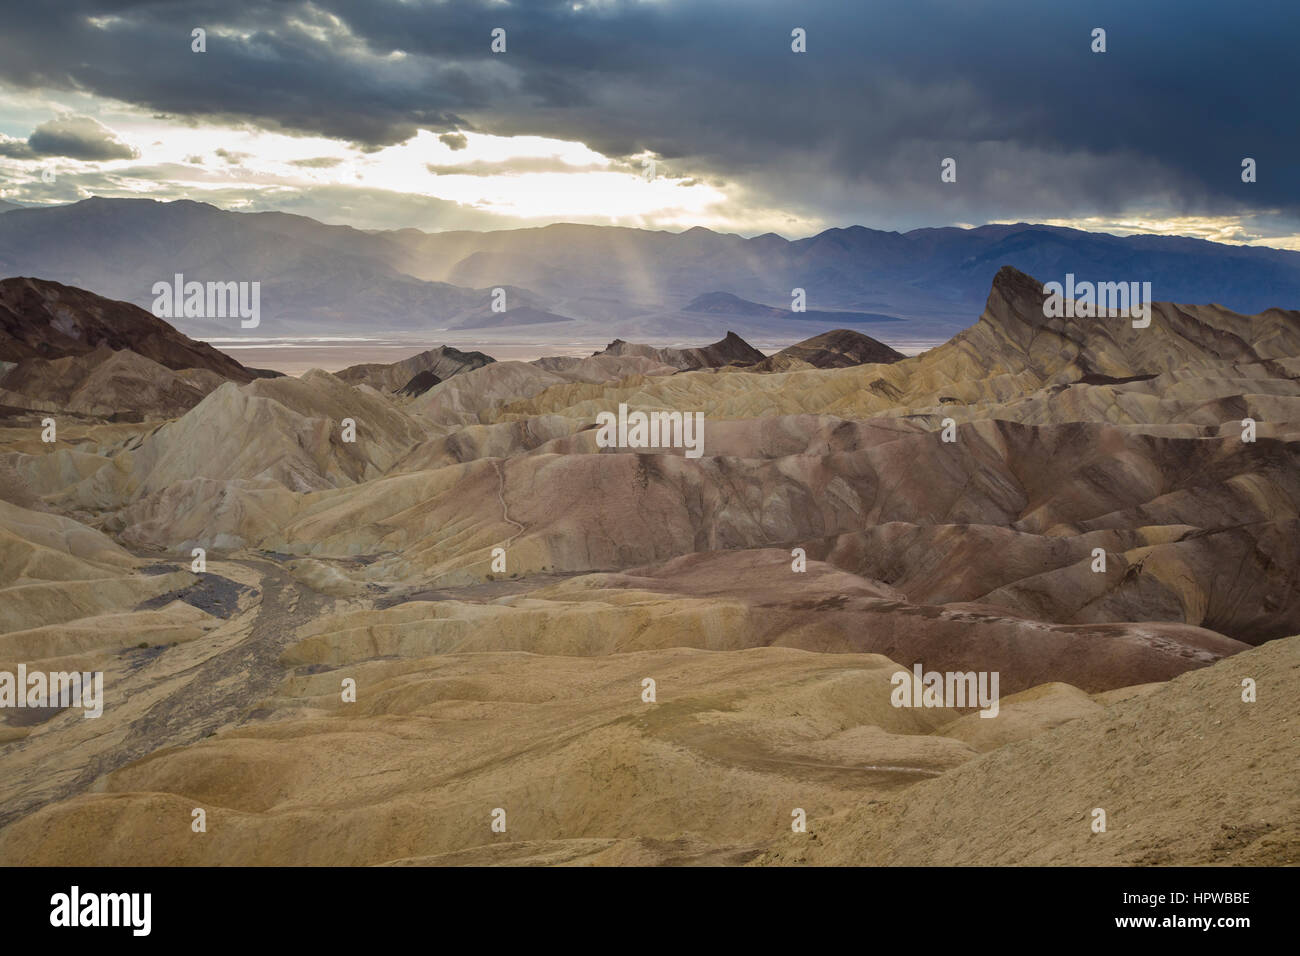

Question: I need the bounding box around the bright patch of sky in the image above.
[0,85,1295,249]
[0,87,818,235]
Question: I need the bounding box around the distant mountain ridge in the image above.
[684,292,788,317]
[452,305,574,329]
[684,291,902,325]
[1,198,1299,340]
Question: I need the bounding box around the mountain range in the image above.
[2,197,1300,341]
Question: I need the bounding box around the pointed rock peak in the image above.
[991,265,1048,300]
[707,330,764,362]
[595,331,763,370]
[977,265,1060,335]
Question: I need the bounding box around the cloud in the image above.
[438,132,468,151]
[214,148,252,164]
[426,157,606,177]
[26,115,138,160]
[0,0,1294,236]
[0,136,35,158]
[289,156,344,168]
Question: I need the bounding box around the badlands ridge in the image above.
[0,268,1296,865]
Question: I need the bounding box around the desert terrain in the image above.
[0,267,1296,865]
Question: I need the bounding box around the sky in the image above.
[0,0,1296,246]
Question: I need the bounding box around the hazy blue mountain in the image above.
[1,197,1298,342]
[0,198,542,336]
[683,291,902,325]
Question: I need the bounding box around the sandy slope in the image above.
[757,633,1299,866]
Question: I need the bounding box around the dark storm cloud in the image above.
[0,0,1295,229]
[0,137,36,159]
[26,115,139,160]
[438,132,469,151]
